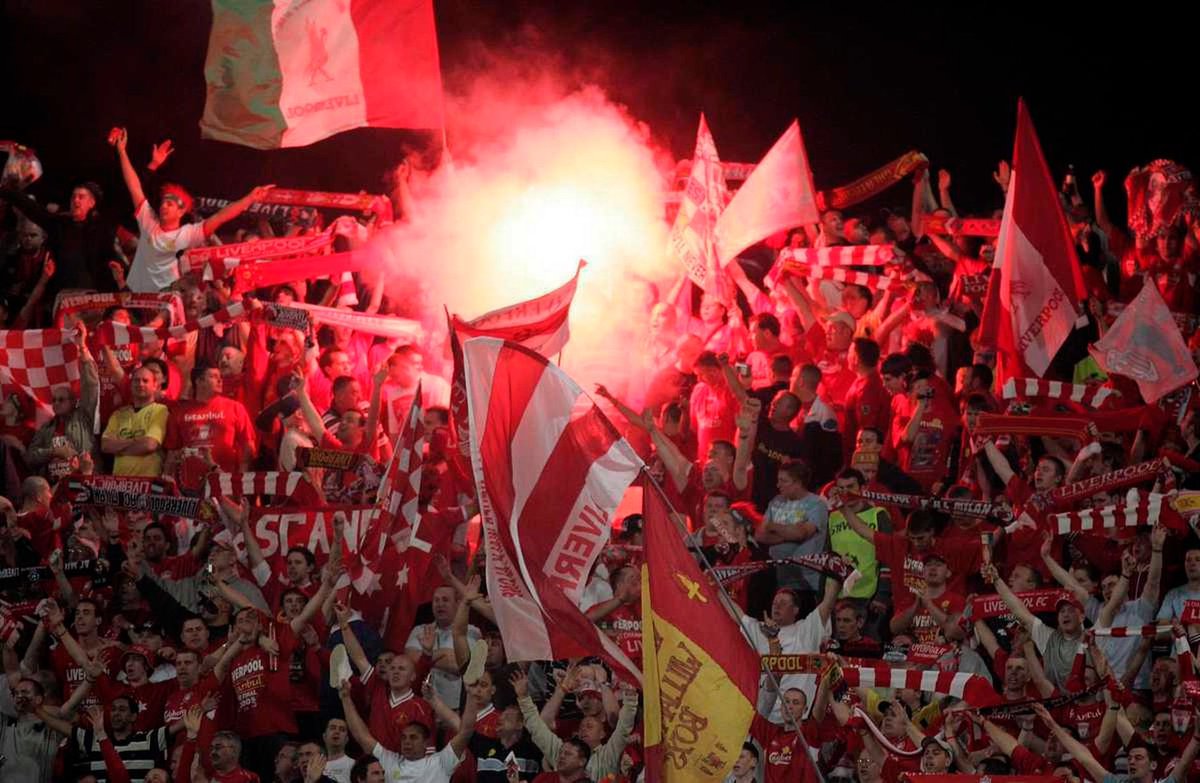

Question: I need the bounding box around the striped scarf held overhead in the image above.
[92,301,247,347]
[839,663,999,707]
[1092,624,1175,637]
[779,245,897,267]
[786,264,900,291]
[204,471,321,505]
[1051,488,1184,535]
[974,413,1094,442]
[1001,377,1117,409]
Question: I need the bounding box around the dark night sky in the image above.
[2,2,1196,221]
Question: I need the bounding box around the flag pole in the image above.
[639,468,816,738]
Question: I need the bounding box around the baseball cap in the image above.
[1055,594,1085,613]
[121,644,155,667]
[921,735,953,755]
[923,549,949,566]
[824,310,856,332]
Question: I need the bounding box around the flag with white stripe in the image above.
[977,100,1086,383]
[464,337,643,680]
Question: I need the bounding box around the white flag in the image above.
[715,119,819,264]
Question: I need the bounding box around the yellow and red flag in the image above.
[641,483,759,782]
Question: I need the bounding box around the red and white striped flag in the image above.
[977,100,1087,383]
[347,385,425,596]
[668,114,729,297]
[464,337,644,680]
[450,260,584,359]
[715,119,820,265]
[0,329,80,423]
[367,382,426,564]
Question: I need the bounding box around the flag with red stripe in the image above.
[463,337,643,680]
[450,261,584,359]
[977,100,1086,383]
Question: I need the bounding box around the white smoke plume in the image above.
[370,59,677,395]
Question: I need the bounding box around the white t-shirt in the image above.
[127,201,206,292]
[324,754,355,783]
[405,622,481,707]
[740,607,830,722]
[375,742,461,783]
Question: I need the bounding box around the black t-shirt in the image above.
[748,382,789,426]
[750,423,804,511]
[644,367,696,416]
[468,731,544,783]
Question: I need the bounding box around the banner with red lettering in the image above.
[968,589,1068,620]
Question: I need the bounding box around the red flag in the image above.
[450,261,584,359]
[350,383,425,596]
[1090,281,1199,403]
[377,508,459,652]
[977,100,1086,383]
[463,337,644,680]
[715,119,820,265]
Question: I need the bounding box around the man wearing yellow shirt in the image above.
[101,365,168,476]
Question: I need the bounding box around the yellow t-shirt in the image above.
[103,403,168,477]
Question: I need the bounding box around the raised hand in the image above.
[85,704,107,736]
[304,753,327,783]
[149,140,174,171]
[1151,525,1168,552]
[938,169,952,190]
[993,161,1011,191]
[510,668,529,698]
[108,127,128,153]
[247,184,276,202]
[418,623,437,654]
[594,383,613,401]
[1039,531,1053,559]
[462,574,483,603]
[183,704,203,738]
[1091,170,1106,189]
